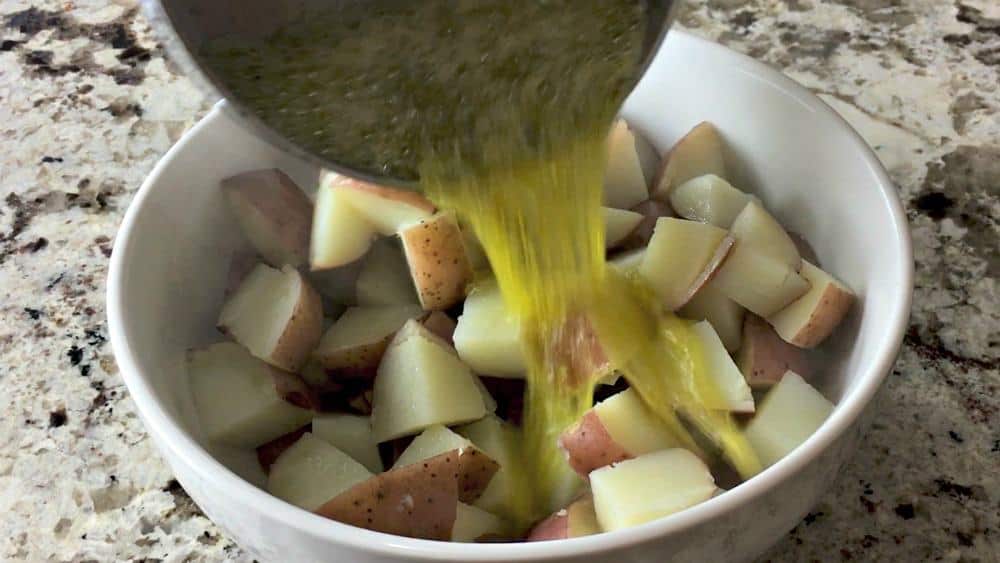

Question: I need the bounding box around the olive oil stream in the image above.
[204,0,761,530]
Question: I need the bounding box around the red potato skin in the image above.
[549,314,610,386]
[558,410,631,478]
[271,272,325,372]
[527,510,569,541]
[256,424,311,473]
[677,235,736,310]
[738,315,810,387]
[330,174,436,214]
[422,311,457,345]
[621,199,674,250]
[221,169,312,267]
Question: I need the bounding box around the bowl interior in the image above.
[109,31,910,558]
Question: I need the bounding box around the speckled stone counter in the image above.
[0,1,996,561]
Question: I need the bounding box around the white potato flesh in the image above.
[217,263,322,372]
[452,503,508,542]
[653,122,726,200]
[639,218,730,310]
[311,414,383,473]
[335,177,435,235]
[767,260,855,348]
[456,415,524,520]
[729,201,802,271]
[312,304,424,370]
[453,284,526,378]
[393,424,474,469]
[710,243,810,318]
[310,179,376,270]
[222,169,312,268]
[188,343,312,448]
[267,433,373,511]
[594,388,681,456]
[355,239,418,306]
[603,119,652,210]
[371,321,488,442]
[690,321,755,412]
[678,283,745,352]
[590,449,716,532]
[669,174,753,228]
[744,371,834,467]
[603,207,645,248]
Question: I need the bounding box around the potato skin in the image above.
[222,169,312,268]
[737,315,809,387]
[782,283,854,348]
[558,410,631,477]
[256,424,310,473]
[400,213,473,311]
[270,271,324,372]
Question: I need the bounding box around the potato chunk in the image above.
[744,371,834,467]
[767,260,855,348]
[267,433,373,511]
[222,169,312,267]
[652,122,726,200]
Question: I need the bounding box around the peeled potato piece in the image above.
[767,260,855,348]
[737,315,810,388]
[603,207,645,248]
[590,449,717,532]
[669,174,753,228]
[729,201,802,271]
[400,211,474,311]
[652,122,726,200]
[454,283,526,378]
[218,263,323,372]
[222,169,312,268]
[312,304,424,374]
[604,119,653,210]
[316,449,478,541]
[559,388,681,477]
[371,320,489,442]
[690,321,754,413]
[312,413,383,473]
[310,176,377,270]
[744,371,834,467]
[188,342,313,448]
[678,283,745,352]
[267,433,373,511]
[527,495,601,541]
[639,218,734,311]
[393,425,500,503]
[355,239,419,306]
[710,243,810,318]
[452,503,509,542]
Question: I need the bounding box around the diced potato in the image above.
[267,433,373,511]
[690,321,754,412]
[729,201,801,271]
[639,218,734,311]
[393,425,500,503]
[310,177,377,270]
[652,122,726,200]
[188,343,314,448]
[669,174,753,228]
[422,311,457,344]
[710,243,810,318]
[744,371,834,467]
[456,415,525,521]
[603,207,644,248]
[218,263,323,372]
[559,388,680,476]
[355,239,419,306]
[256,424,311,473]
[316,450,462,540]
[767,260,855,348]
[221,169,312,268]
[452,503,509,542]
[399,211,473,311]
[371,321,489,442]
[453,283,526,378]
[678,283,745,352]
[590,449,717,532]
[312,413,383,473]
[333,174,436,235]
[604,119,652,209]
[312,305,424,374]
[620,199,674,249]
[737,315,809,388]
[527,495,601,541]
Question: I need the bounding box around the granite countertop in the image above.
[0,0,996,561]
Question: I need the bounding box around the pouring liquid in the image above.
[204,0,760,529]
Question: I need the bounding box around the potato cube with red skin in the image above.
[604,119,655,210]
[619,199,674,250]
[267,433,373,511]
[527,495,601,541]
[678,282,745,352]
[355,239,419,306]
[256,424,310,473]
[737,315,810,388]
[744,371,834,467]
[312,413,383,473]
[652,122,726,200]
[639,218,735,311]
[222,169,312,268]
[709,243,810,318]
[767,260,855,348]
[729,201,802,271]
[312,305,424,374]
[400,211,474,311]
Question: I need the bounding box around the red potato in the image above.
[604,119,654,210]
[399,211,474,311]
[270,367,319,410]
[527,495,601,541]
[217,263,324,372]
[422,311,457,345]
[737,315,810,388]
[668,174,754,229]
[222,169,312,268]
[767,260,855,348]
[312,305,425,374]
[310,176,378,270]
[256,424,311,473]
[559,410,631,477]
[603,207,645,249]
[639,217,735,311]
[316,449,496,541]
[548,313,611,383]
[333,174,436,235]
[709,242,810,318]
[619,199,674,250]
[652,122,726,201]
[729,201,802,272]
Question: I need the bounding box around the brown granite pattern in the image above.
[0,0,996,561]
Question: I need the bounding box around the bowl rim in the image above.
[107,29,913,561]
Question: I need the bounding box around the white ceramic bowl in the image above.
[108,31,913,563]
